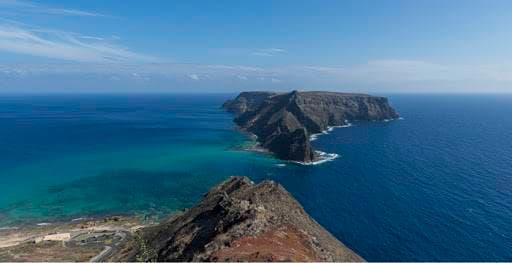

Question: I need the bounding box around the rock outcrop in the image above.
[112,176,363,262]
[222,91,276,116]
[223,91,399,162]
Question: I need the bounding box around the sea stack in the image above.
[223,91,399,163]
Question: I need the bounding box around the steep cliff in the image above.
[222,91,276,115]
[112,176,363,262]
[223,91,399,162]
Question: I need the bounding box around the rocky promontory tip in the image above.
[223,90,399,163]
[112,176,363,262]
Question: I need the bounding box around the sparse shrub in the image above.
[134,232,157,262]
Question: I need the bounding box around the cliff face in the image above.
[113,176,363,262]
[223,91,399,162]
[221,91,276,116]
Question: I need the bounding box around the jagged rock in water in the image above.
[223,90,399,162]
[112,176,363,262]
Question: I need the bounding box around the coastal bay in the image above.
[1,94,512,261]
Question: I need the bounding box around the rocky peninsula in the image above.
[111,176,363,262]
[223,91,399,163]
[1,177,363,262]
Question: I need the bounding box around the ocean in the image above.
[0,94,511,261]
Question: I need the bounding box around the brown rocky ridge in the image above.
[223,91,399,163]
[110,176,363,262]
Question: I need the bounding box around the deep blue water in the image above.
[0,94,511,261]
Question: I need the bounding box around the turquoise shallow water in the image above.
[0,94,280,225]
[1,94,511,261]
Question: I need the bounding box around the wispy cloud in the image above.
[271,77,281,83]
[0,24,155,63]
[299,60,512,83]
[0,0,112,18]
[2,59,512,82]
[214,47,287,57]
[1,59,512,92]
[251,48,286,57]
[188,74,199,80]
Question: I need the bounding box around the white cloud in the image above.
[251,48,286,57]
[0,0,111,17]
[0,24,155,63]
[109,75,121,81]
[271,77,281,83]
[262,48,286,53]
[214,48,286,57]
[1,60,512,92]
[3,60,512,83]
[251,52,274,57]
[188,74,199,80]
[79,36,104,41]
[131,72,150,81]
[300,60,512,83]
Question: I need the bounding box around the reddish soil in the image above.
[210,224,321,262]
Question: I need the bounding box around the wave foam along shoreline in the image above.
[71,217,93,222]
[293,151,339,166]
[0,227,19,231]
[310,122,353,141]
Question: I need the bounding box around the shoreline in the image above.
[293,151,340,166]
[236,119,401,166]
[0,211,148,231]
[310,122,353,142]
[223,91,400,163]
[302,117,402,165]
[0,215,149,261]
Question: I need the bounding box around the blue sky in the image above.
[0,0,511,93]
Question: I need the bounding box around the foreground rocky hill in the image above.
[111,176,363,262]
[223,91,399,162]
